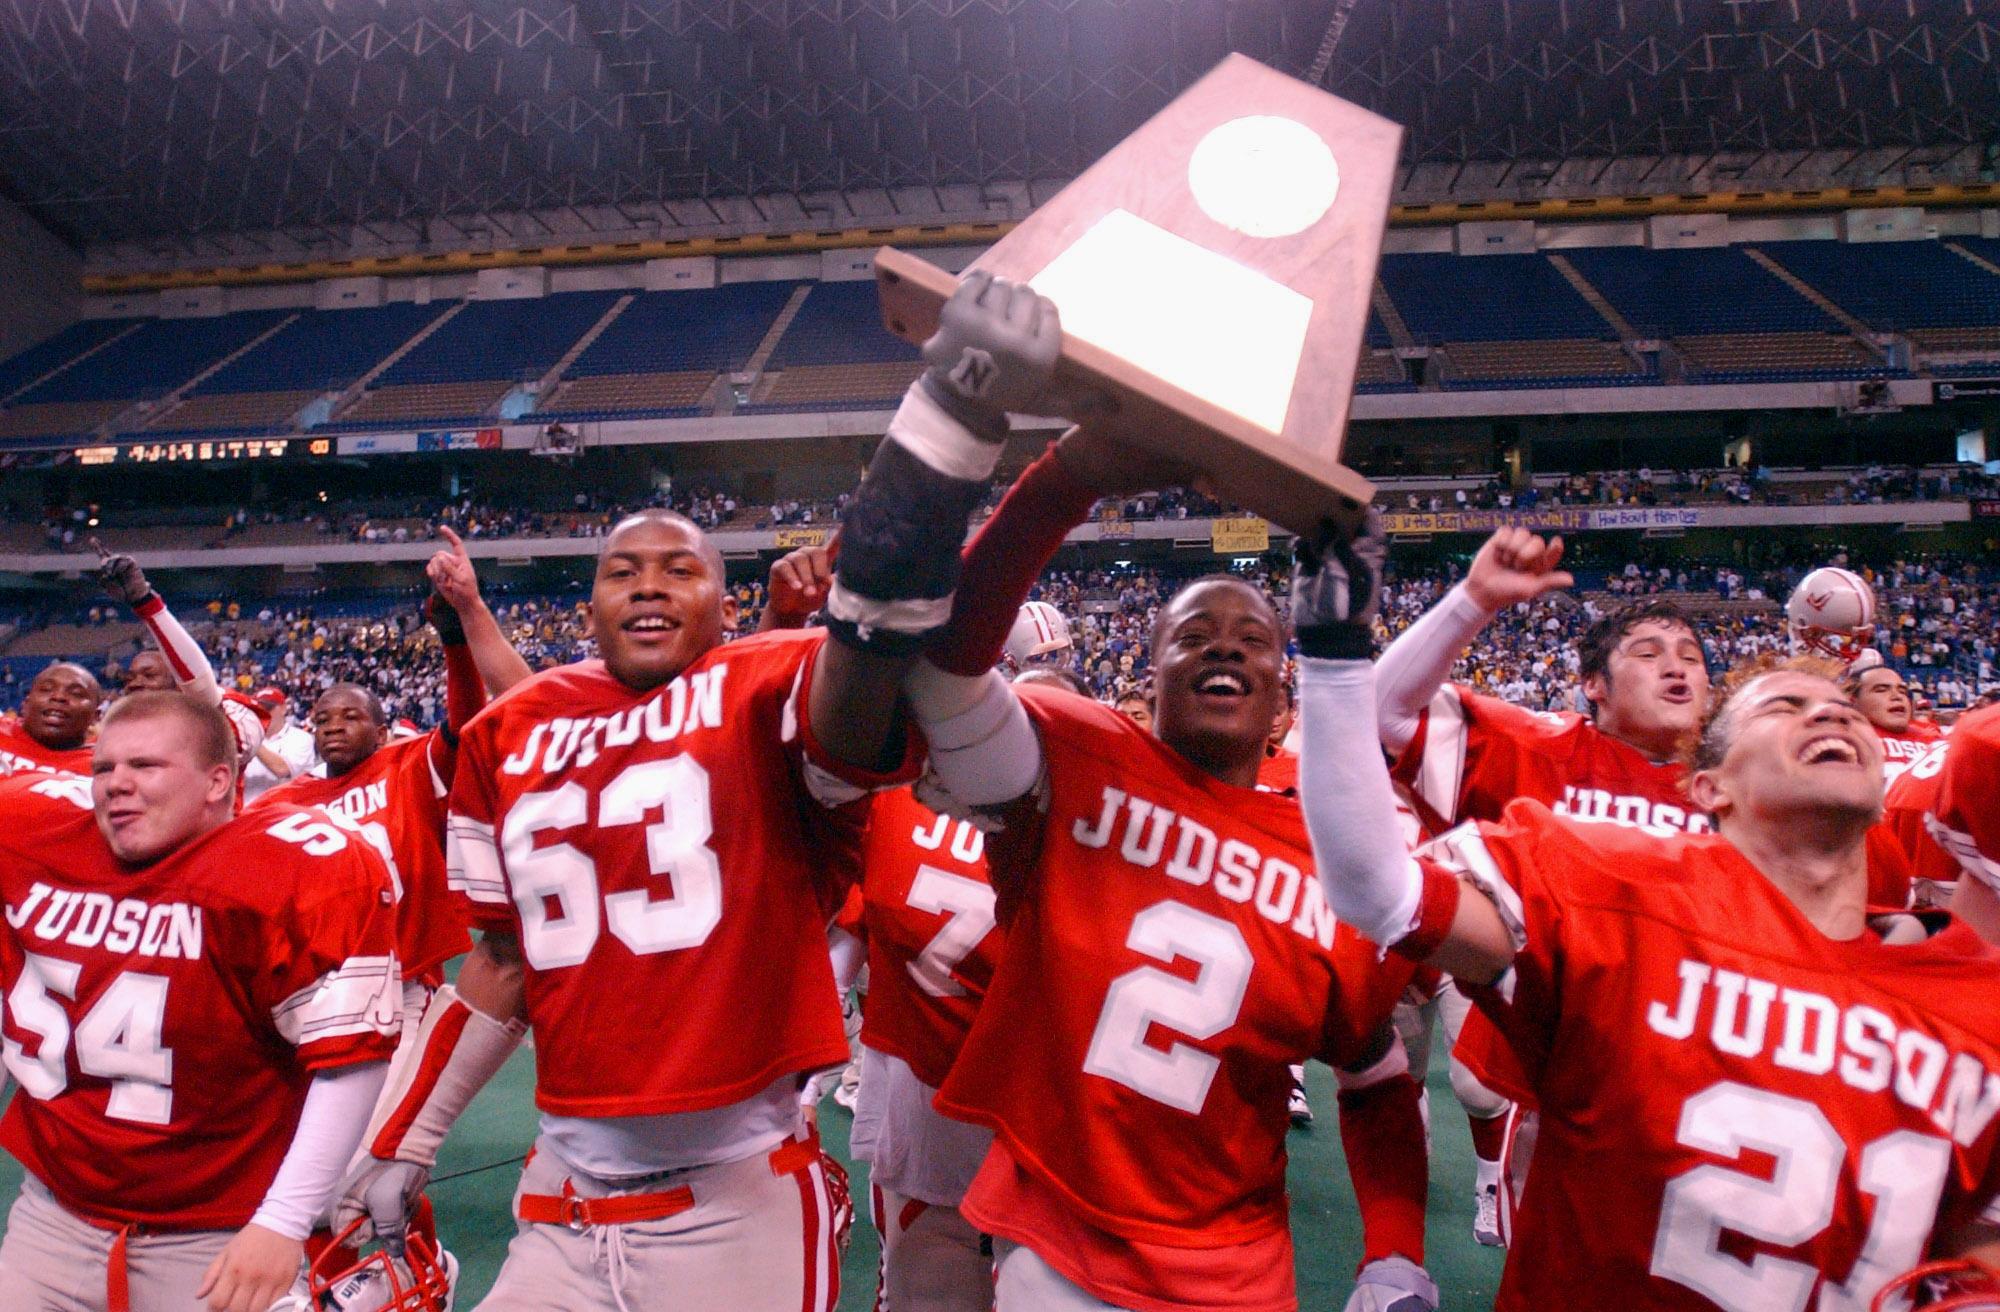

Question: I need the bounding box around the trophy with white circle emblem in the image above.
[873,53,1401,536]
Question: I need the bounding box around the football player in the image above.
[95,553,267,771]
[1929,703,2000,944]
[1297,525,2000,1311]
[0,662,101,778]
[827,287,1437,1312]
[0,691,402,1312]
[330,278,1077,1312]
[256,579,488,1302]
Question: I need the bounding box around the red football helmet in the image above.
[1873,1258,2000,1311]
[286,1199,456,1312]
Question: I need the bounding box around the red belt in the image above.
[518,1136,821,1231]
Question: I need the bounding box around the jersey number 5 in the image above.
[503,759,722,969]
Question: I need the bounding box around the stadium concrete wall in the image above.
[0,196,80,366]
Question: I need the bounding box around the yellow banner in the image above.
[1210,517,1271,554]
[772,528,831,549]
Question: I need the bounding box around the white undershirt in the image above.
[539,1074,807,1180]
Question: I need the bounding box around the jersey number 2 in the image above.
[1650,1081,1952,1311]
[1083,901,1252,1114]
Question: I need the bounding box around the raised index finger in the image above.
[437,524,467,556]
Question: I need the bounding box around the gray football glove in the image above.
[96,549,153,608]
[329,1157,430,1254]
[1290,508,1387,660]
[918,270,1063,440]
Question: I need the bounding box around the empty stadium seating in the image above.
[14,237,2000,445]
[12,310,295,406]
[1378,253,1616,344]
[539,372,717,421]
[1559,246,1836,338]
[330,291,621,429]
[1439,339,1652,390]
[0,319,141,401]
[742,282,919,413]
[535,282,796,421]
[1754,240,2000,333]
[1673,331,1885,381]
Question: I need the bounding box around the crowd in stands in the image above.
[11,462,2000,555]
[65,547,1988,733]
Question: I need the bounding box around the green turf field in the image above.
[0,1046,1502,1308]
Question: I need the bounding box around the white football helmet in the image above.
[1786,566,1877,665]
[1003,600,1072,671]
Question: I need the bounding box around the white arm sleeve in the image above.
[1375,583,1494,755]
[1298,656,1427,950]
[903,661,1043,809]
[249,1062,389,1240]
[132,593,221,706]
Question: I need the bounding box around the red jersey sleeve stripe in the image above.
[271,955,401,1048]
[445,816,508,905]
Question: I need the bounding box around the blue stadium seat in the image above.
[11,309,295,404]
[1559,247,1838,337]
[193,302,451,395]
[1377,253,1616,344]
[1754,241,2000,331]
[376,291,622,387]
[0,320,142,400]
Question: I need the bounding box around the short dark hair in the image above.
[1149,574,1278,654]
[317,682,387,726]
[1578,599,1699,687]
[99,691,235,774]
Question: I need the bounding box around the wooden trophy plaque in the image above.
[874,53,1401,538]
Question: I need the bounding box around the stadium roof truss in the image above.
[3,0,2000,268]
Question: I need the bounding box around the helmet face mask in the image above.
[1871,1258,2000,1312]
[287,1212,455,1312]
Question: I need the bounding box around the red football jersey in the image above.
[0,720,92,779]
[1256,745,1299,795]
[1930,704,2000,891]
[1881,737,1957,900]
[0,774,401,1230]
[938,687,1411,1250]
[1394,683,1704,834]
[1877,721,1944,785]
[1423,802,2000,1312]
[253,733,470,979]
[857,788,1003,1090]
[446,629,897,1118]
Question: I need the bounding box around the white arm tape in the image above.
[904,661,1042,808]
[1375,583,1493,755]
[364,985,526,1167]
[1298,657,1426,949]
[251,1062,388,1240]
[887,379,1005,483]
